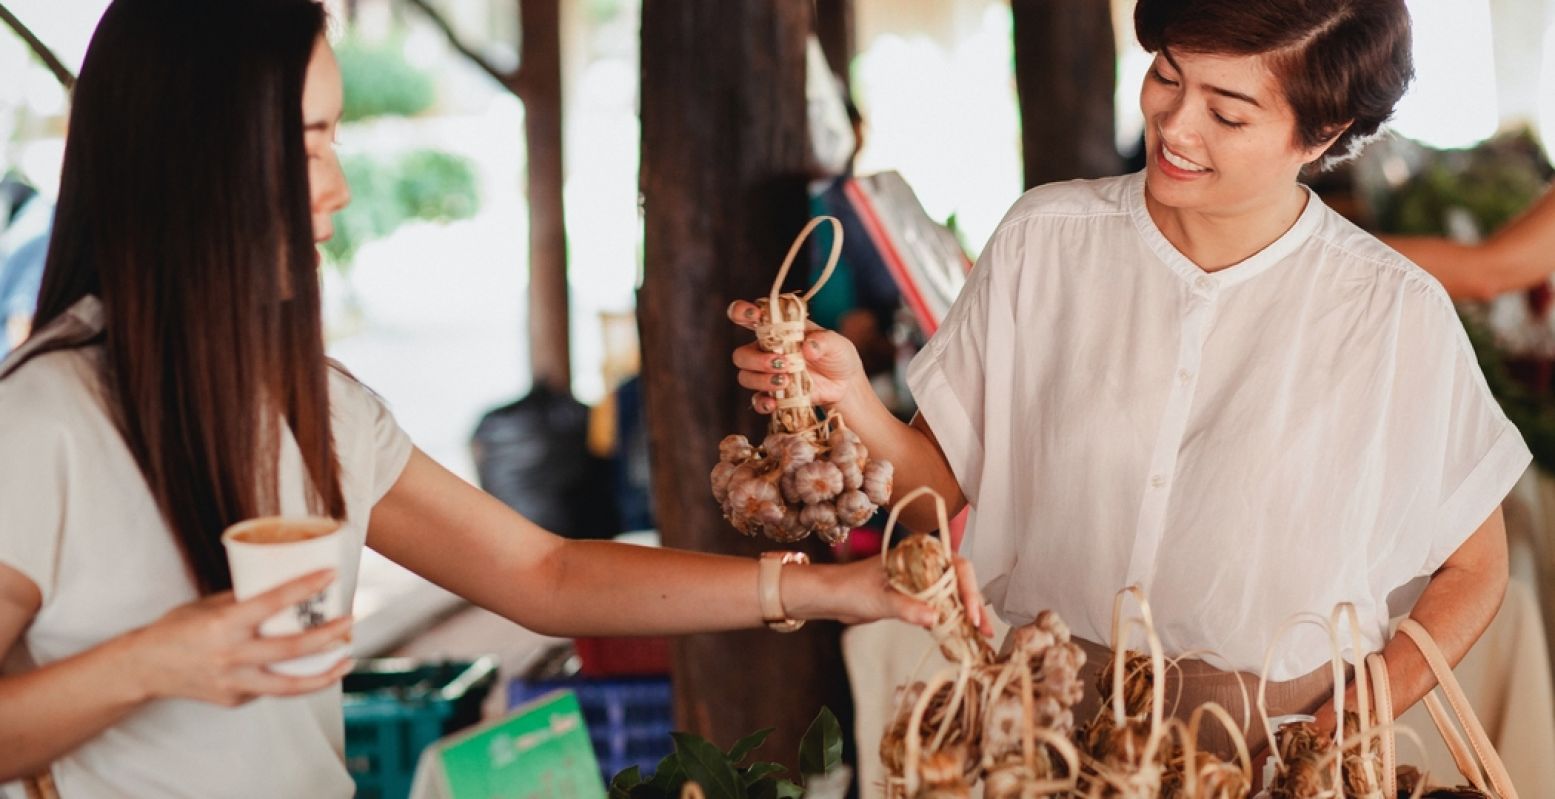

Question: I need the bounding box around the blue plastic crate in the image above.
[343,656,498,799]
[509,674,673,782]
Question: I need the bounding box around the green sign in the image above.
[437,689,606,799]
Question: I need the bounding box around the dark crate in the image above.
[343,656,498,799]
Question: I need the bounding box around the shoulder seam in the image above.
[1309,229,1453,310]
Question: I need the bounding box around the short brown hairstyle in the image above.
[1134,0,1414,169]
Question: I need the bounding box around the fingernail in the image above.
[771,358,785,370]
[771,374,786,387]
[744,307,757,320]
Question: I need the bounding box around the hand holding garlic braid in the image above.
[712,217,893,543]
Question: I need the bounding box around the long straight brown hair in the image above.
[32,0,345,594]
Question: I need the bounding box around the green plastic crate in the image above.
[343,656,499,799]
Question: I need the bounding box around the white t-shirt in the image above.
[908,172,1531,680]
[0,296,413,797]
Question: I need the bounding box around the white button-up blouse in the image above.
[907,172,1531,680]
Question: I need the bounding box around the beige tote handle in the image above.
[1396,618,1519,799]
[1365,652,1398,797]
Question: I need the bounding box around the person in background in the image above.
[0,2,990,794]
[807,92,902,380]
[734,0,1521,770]
[1383,183,1555,301]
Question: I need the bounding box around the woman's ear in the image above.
[1304,120,1354,165]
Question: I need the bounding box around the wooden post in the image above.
[814,0,855,91]
[518,0,570,391]
[1011,0,1120,189]
[404,0,570,391]
[639,0,853,770]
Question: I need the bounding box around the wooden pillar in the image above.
[639,0,852,770]
[520,0,570,391]
[814,0,855,90]
[1011,0,1120,189]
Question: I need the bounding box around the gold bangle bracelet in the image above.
[759,551,809,632]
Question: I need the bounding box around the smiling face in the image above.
[1139,48,1333,219]
[301,36,348,248]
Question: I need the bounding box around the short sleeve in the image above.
[0,403,68,602]
[1411,293,1531,575]
[329,370,414,505]
[905,226,1018,507]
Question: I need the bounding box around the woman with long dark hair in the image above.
[736,0,1523,760]
[0,1,987,793]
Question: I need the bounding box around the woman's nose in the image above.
[316,151,350,215]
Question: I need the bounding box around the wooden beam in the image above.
[1011,0,1120,188]
[0,3,75,91]
[639,0,853,771]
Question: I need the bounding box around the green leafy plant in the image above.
[322,150,480,267]
[608,707,844,799]
[336,36,436,123]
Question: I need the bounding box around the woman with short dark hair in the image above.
[0,1,983,793]
[735,0,1521,758]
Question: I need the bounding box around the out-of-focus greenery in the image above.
[1374,130,1555,471]
[1375,130,1550,237]
[323,150,480,266]
[336,37,436,123]
[395,150,479,221]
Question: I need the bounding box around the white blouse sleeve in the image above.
[329,369,414,505]
[0,400,69,603]
[1407,287,1531,576]
[905,226,1020,508]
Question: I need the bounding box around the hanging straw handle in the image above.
[1183,702,1255,795]
[880,485,954,566]
[1397,618,1518,799]
[1256,611,1329,773]
[768,216,843,315]
[902,666,962,796]
[1108,585,1167,733]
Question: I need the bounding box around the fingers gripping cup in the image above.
[221,516,348,676]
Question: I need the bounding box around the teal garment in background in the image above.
[807,189,857,330]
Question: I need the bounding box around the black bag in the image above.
[471,385,619,539]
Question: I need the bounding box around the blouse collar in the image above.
[1125,170,1325,292]
[0,295,104,380]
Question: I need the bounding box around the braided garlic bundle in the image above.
[981,612,1087,799]
[711,217,892,544]
[879,489,1082,799]
[1263,605,1403,799]
[1074,589,1251,799]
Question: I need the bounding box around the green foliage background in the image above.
[323,37,480,268]
[1375,131,1555,471]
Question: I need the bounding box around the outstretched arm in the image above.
[365,448,992,637]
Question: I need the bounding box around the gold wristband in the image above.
[759,551,809,632]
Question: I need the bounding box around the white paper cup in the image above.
[221,516,348,676]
